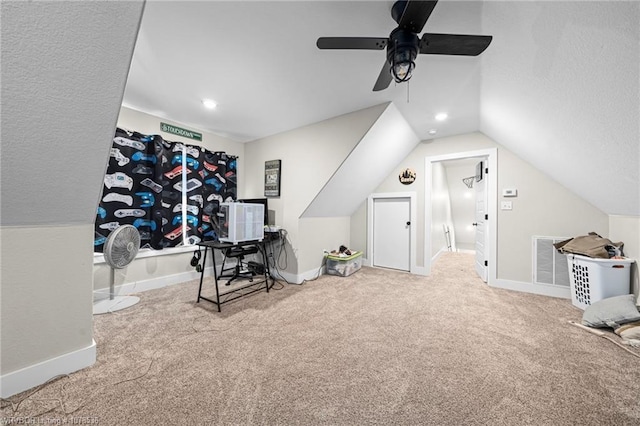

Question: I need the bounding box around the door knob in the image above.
[406,221,411,226]
[472,222,478,226]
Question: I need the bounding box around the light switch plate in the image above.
[503,188,518,197]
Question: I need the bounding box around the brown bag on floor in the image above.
[554,232,624,259]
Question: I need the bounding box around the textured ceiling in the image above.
[123,0,486,143]
[123,1,639,217]
[480,1,639,216]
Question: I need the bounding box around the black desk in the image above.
[196,239,272,312]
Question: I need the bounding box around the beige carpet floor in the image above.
[2,252,639,425]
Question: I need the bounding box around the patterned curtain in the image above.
[95,128,236,251]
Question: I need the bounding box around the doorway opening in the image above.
[424,148,497,284]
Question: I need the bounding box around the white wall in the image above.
[302,103,419,218]
[430,162,455,258]
[609,215,640,299]
[609,216,640,261]
[444,161,477,251]
[1,225,95,373]
[243,104,388,278]
[0,0,144,397]
[117,106,245,189]
[351,132,609,285]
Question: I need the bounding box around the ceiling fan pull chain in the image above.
[406,80,410,103]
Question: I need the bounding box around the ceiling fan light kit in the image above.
[316,0,493,91]
[389,28,419,82]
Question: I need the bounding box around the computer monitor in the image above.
[237,198,269,226]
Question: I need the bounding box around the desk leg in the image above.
[197,247,207,303]
[211,247,221,312]
[260,242,271,292]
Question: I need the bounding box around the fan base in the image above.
[93,296,140,315]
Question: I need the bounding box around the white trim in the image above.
[0,340,96,398]
[412,265,427,276]
[93,244,195,265]
[93,267,213,301]
[270,265,324,285]
[367,192,418,274]
[457,249,476,254]
[431,246,450,264]
[492,279,571,299]
[425,148,497,285]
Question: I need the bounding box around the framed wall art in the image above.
[264,159,281,197]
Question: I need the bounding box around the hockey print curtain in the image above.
[95,128,237,251]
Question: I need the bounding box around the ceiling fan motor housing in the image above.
[391,0,409,24]
[387,28,419,81]
[315,0,493,91]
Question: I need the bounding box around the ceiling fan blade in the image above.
[398,0,438,34]
[419,33,493,56]
[317,37,388,50]
[373,60,392,92]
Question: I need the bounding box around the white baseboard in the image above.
[491,278,571,299]
[94,266,215,300]
[431,247,449,264]
[412,266,428,276]
[1,340,96,398]
[269,265,325,285]
[456,249,476,254]
[361,257,427,276]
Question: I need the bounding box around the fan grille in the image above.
[104,225,141,269]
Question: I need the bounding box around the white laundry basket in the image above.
[566,254,634,310]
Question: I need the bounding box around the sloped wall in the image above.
[243,104,390,278]
[302,103,420,218]
[0,1,144,397]
[480,1,640,216]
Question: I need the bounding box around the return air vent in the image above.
[533,236,570,286]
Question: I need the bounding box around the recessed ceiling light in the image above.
[202,99,217,110]
[428,129,437,135]
[435,113,448,121]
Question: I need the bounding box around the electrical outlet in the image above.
[501,201,513,210]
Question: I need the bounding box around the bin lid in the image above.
[326,251,362,261]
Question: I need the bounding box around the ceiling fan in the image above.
[316,0,493,91]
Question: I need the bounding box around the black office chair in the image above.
[219,244,260,286]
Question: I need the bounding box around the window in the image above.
[95,128,237,251]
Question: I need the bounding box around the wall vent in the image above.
[533,236,570,286]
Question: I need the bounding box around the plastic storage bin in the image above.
[325,251,363,277]
[567,254,634,310]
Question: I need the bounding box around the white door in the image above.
[373,197,411,271]
[474,161,488,282]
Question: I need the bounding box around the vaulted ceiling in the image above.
[123,0,486,142]
[123,0,639,216]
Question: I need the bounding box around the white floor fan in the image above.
[93,224,141,315]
